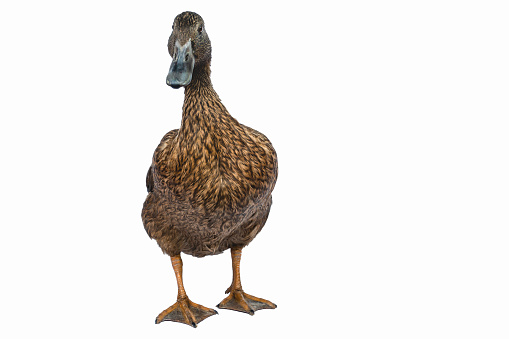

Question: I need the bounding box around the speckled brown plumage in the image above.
[142,12,278,259]
[142,12,277,326]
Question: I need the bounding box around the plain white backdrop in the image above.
[1,0,508,338]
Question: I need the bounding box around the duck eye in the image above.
[198,25,203,33]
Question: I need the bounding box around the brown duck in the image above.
[142,11,278,327]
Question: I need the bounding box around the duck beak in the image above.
[166,39,195,89]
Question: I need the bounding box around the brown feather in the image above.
[142,12,277,258]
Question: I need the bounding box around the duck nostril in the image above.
[185,53,190,62]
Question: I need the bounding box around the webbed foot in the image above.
[217,289,276,315]
[155,297,217,327]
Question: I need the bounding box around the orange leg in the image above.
[155,254,217,327]
[217,247,277,315]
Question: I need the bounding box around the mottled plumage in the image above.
[142,12,277,327]
[142,12,277,259]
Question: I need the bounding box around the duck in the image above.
[142,11,278,327]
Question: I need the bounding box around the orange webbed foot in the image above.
[217,289,276,315]
[155,297,217,327]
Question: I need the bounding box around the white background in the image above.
[1,0,508,338]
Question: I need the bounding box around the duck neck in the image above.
[185,63,213,95]
[179,63,229,138]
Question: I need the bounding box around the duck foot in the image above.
[155,297,217,327]
[217,289,277,315]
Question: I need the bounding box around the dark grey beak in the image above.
[166,39,195,89]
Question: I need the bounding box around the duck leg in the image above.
[217,247,277,315]
[155,254,217,327]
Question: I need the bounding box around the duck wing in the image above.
[146,166,154,193]
[240,124,278,189]
[146,129,179,193]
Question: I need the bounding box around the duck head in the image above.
[166,12,211,89]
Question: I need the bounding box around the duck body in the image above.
[143,66,277,257]
[142,12,277,326]
[142,12,277,258]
